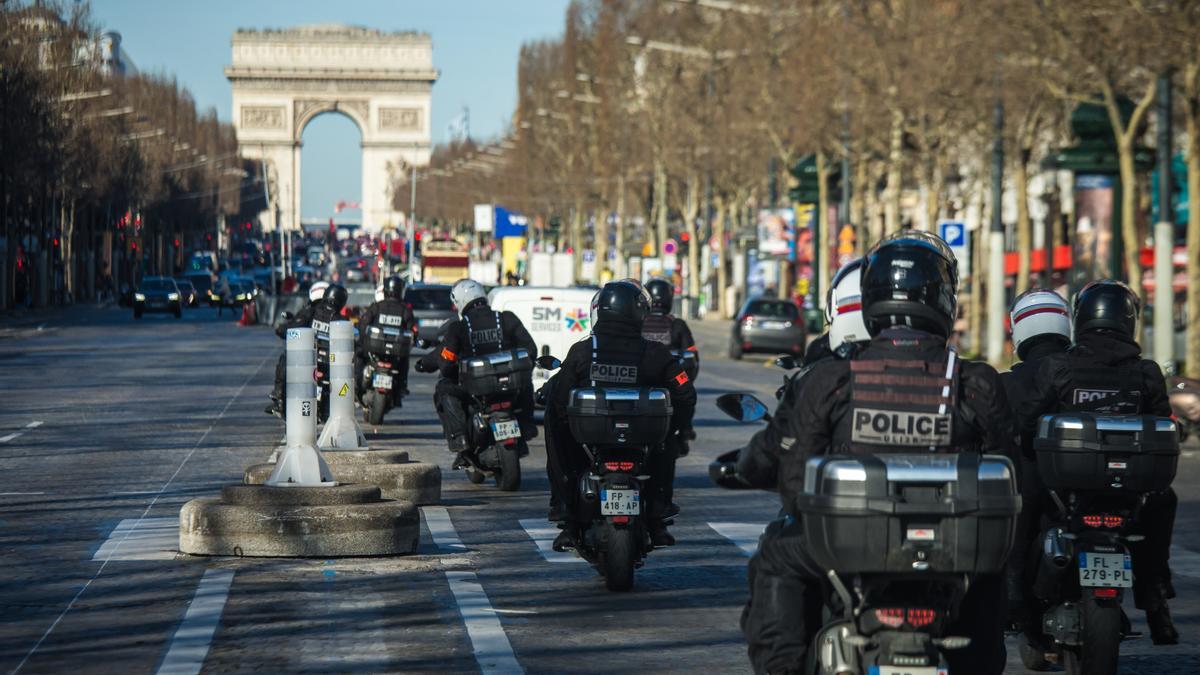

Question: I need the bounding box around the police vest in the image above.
[836,351,963,454]
[588,334,646,386]
[463,309,504,356]
[1060,353,1144,414]
[642,313,674,346]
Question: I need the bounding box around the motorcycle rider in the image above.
[358,275,416,397]
[428,279,538,453]
[642,278,699,372]
[1015,280,1178,644]
[738,231,1015,674]
[544,280,697,551]
[265,280,328,416]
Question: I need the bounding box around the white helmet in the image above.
[826,259,869,349]
[308,280,330,303]
[1010,289,1071,360]
[374,285,385,303]
[450,279,487,314]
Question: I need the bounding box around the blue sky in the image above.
[90,0,569,220]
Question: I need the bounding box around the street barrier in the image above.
[317,320,368,451]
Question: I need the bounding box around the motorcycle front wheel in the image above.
[1061,593,1121,675]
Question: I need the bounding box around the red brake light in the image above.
[1103,515,1124,528]
[603,461,635,472]
[610,516,630,524]
[907,608,938,628]
[1093,588,1119,599]
[1083,515,1103,528]
[378,361,392,368]
[874,608,905,628]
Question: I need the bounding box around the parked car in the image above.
[729,297,806,360]
[173,278,199,307]
[134,276,183,319]
[404,283,455,343]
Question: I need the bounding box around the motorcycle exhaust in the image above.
[1032,527,1071,600]
[1044,527,1069,568]
[580,475,598,502]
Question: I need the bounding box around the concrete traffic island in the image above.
[179,327,421,558]
[243,449,442,505]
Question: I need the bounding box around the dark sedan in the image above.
[729,297,806,360]
[404,283,455,343]
[173,278,199,307]
[134,277,183,319]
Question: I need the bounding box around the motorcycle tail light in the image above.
[1083,515,1103,528]
[603,461,635,472]
[610,516,630,524]
[1103,515,1124,528]
[1093,588,1119,599]
[906,608,938,628]
[874,608,905,628]
[378,361,392,368]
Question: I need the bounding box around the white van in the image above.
[488,286,598,390]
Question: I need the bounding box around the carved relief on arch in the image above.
[379,107,421,131]
[241,105,285,130]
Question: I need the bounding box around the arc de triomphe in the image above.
[226,25,437,234]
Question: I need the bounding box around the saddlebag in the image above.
[364,325,412,358]
[796,453,1020,575]
[565,387,672,447]
[1033,414,1179,492]
[460,348,533,397]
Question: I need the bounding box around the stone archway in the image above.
[226,25,437,235]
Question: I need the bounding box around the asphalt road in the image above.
[0,305,1196,674]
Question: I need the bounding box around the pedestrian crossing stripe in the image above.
[339,383,350,397]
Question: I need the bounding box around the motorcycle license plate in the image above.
[491,420,520,441]
[601,489,639,516]
[1078,552,1132,587]
[875,667,946,675]
[372,373,393,390]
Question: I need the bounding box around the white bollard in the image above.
[317,320,368,451]
[267,327,337,487]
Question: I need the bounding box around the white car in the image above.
[487,286,598,391]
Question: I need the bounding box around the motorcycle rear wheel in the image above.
[367,391,387,425]
[495,445,521,491]
[1061,594,1121,675]
[603,526,636,592]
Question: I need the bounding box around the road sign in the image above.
[663,253,677,271]
[939,221,965,247]
[663,239,678,255]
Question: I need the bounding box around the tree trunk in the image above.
[1117,140,1143,305]
[1015,156,1032,295]
[684,173,700,304]
[969,196,986,357]
[571,199,584,282]
[653,160,668,255]
[611,174,625,281]
[1186,92,1200,377]
[886,107,904,234]
[714,196,728,319]
[852,156,868,253]
[817,151,830,310]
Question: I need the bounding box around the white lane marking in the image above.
[156,568,235,675]
[92,517,178,562]
[423,507,523,674]
[708,522,768,556]
[0,420,46,443]
[0,492,46,496]
[1170,546,1200,579]
[422,506,467,551]
[11,353,271,675]
[446,572,524,674]
[518,519,585,564]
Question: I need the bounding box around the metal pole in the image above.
[268,327,336,486]
[317,320,367,450]
[408,164,417,281]
[1154,70,1175,371]
[987,99,1006,364]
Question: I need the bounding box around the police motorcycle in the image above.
[539,354,674,592]
[1019,413,1180,675]
[360,319,413,425]
[417,344,533,491]
[713,392,1022,675]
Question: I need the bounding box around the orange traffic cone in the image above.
[238,302,255,327]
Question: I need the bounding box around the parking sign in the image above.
[937,220,970,278]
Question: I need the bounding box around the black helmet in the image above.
[646,278,673,314]
[383,275,405,300]
[860,229,959,338]
[323,284,348,312]
[592,280,650,327]
[1073,279,1139,339]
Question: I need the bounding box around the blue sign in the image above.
[939,221,965,248]
[493,205,529,239]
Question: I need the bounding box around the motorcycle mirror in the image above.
[775,355,798,370]
[536,355,561,370]
[716,393,770,423]
[709,449,753,490]
[415,338,431,349]
[279,311,294,322]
